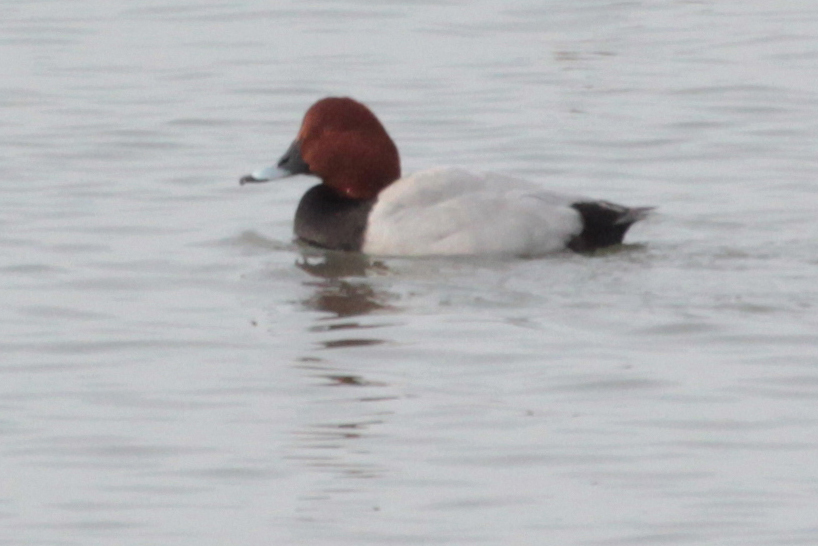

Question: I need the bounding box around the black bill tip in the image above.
[240,174,265,186]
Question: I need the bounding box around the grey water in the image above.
[2,1,818,545]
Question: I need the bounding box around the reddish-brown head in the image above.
[295,97,401,200]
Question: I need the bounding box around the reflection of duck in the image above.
[285,270,404,507]
[302,278,392,320]
[296,246,386,279]
[241,96,652,256]
[297,245,395,336]
[289,272,395,484]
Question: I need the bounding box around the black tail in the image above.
[567,201,652,252]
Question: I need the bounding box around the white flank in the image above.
[362,167,584,256]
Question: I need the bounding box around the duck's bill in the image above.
[239,166,292,185]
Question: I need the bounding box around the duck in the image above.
[240,97,652,256]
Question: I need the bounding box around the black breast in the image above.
[294,185,375,252]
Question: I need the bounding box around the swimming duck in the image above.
[241,97,651,256]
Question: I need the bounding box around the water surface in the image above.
[2,1,818,545]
